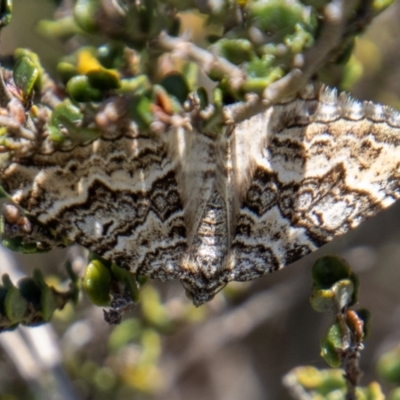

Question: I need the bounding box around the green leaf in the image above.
[13,56,40,97]
[320,323,343,367]
[248,0,314,41]
[2,274,13,290]
[18,277,42,308]
[130,96,153,129]
[47,125,66,143]
[66,75,103,102]
[212,38,254,65]
[14,49,44,90]
[0,0,12,28]
[118,75,151,95]
[40,286,57,322]
[310,279,354,313]
[83,260,112,306]
[57,61,78,84]
[51,99,83,128]
[74,0,100,33]
[312,255,351,289]
[4,286,28,323]
[160,73,189,104]
[87,69,120,91]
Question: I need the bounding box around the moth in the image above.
[1,82,400,305]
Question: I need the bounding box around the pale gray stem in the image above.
[157,31,246,91]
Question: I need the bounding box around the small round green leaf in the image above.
[320,323,344,367]
[213,38,254,65]
[332,279,354,310]
[18,278,42,308]
[57,61,78,84]
[87,69,120,90]
[5,287,28,323]
[310,287,336,313]
[310,279,354,312]
[40,286,57,322]
[0,0,12,28]
[320,337,341,368]
[83,260,112,306]
[66,75,102,102]
[160,73,189,104]
[74,0,100,33]
[13,56,40,97]
[47,125,66,143]
[312,255,351,288]
[130,96,153,129]
[51,99,83,128]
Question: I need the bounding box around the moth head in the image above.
[181,278,226,307]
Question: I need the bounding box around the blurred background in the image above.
[1,1,400,399]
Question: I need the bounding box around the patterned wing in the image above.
[0,132,187,281]
[3,82,400,305]
[230,84,400,282]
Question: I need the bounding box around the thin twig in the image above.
[342,340,363,400]
[338,310,364,399]
[157,31,247,91]
[0,115,37,141]
[0,71,12,107]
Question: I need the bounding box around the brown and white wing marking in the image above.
[168,127,233,302]
[230,84,400,283]
[2,82,400,306]
[0,132,187,281]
